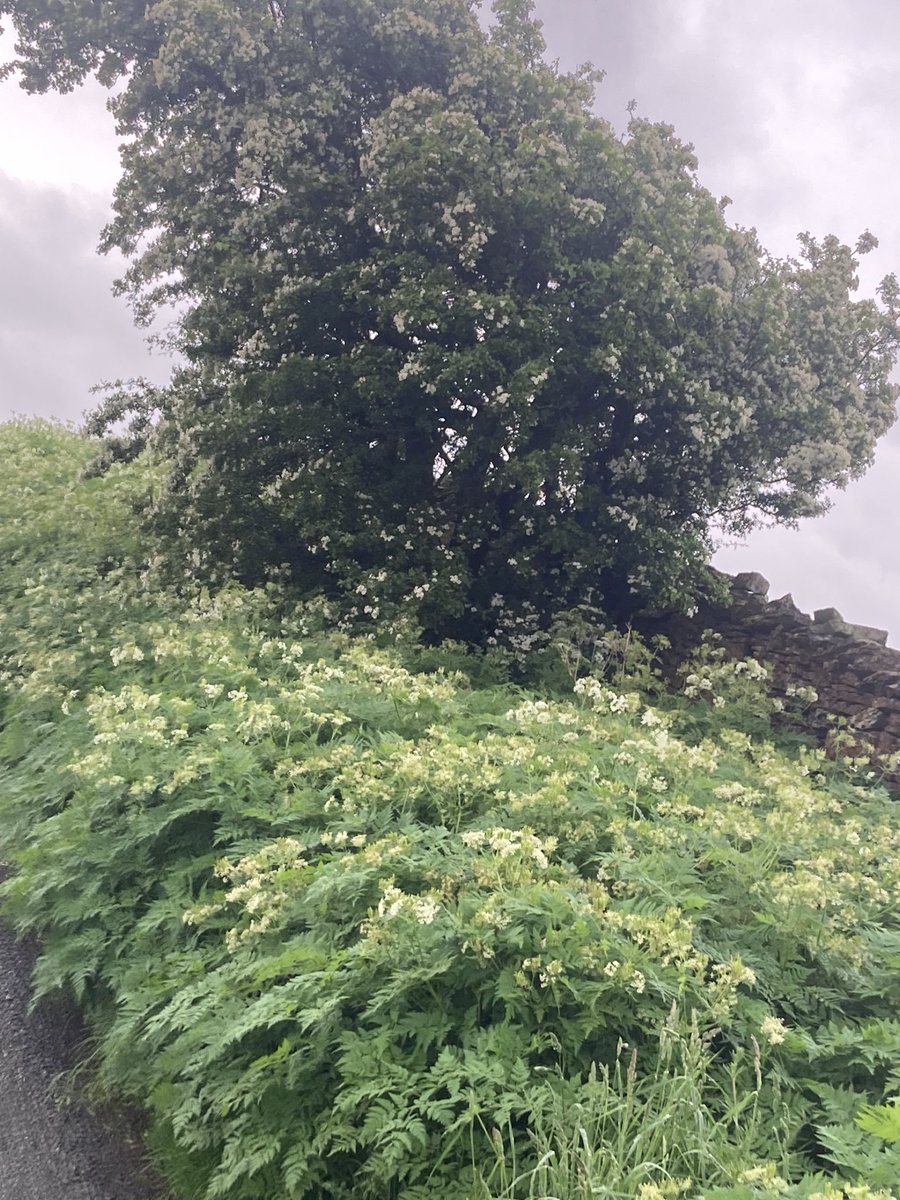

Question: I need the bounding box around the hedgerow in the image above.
[1,420,898,1200]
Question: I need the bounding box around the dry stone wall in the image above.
[639,571,900,770]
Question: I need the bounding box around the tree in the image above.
[4,0,899,643]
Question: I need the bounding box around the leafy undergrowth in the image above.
[1,421,898,1200]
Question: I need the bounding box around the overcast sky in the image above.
[1,2,899,641]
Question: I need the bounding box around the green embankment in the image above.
[1,420,898,1200]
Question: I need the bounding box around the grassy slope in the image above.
[1,421,898,1200]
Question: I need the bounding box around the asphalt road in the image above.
[0,910,170,1200]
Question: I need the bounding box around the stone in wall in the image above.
[637,570,900,786]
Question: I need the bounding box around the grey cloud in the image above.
[533,1,767,148]
[0,172,170,423]
[536,1,900,261]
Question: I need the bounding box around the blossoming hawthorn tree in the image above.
[4,0,899,642]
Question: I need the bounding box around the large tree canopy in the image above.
[4,0,899,642]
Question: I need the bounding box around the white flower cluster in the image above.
[601,958,646,993]
[683,656,768,702]
[517,955,566,989]
[109,642,145,666]
[760,1014,788,1045]
[183,838,307,950]
[731,658,767,681]
[375,882,440,926]
[573,677,641,715]
[504,698,579,726]
[460,827,557,869]
[736,1164,789,1193]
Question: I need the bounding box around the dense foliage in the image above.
[3,1,900,640]
[1,420,898,1200]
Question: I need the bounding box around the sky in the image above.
[1,2,899,641]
